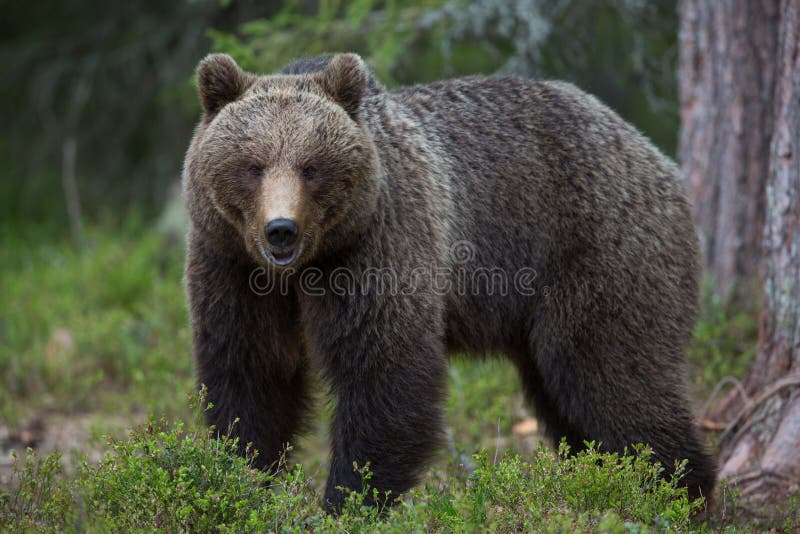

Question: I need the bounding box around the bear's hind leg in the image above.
[517,331,716,501]
[512,353,586,454]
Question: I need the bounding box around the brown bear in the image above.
[183,52,716,512]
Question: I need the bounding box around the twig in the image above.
[493,417,501,467]
[701,375,752,419]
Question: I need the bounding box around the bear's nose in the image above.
[265,218,299,248]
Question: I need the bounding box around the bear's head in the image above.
[183,53,379,269]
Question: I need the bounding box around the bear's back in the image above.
[384,76,698,355]
[387,75,692,271]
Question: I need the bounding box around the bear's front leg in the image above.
[300,276,448,513]
[186,237,311,472]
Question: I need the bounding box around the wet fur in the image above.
[183,53,716,512]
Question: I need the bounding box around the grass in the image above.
[0,221,762,531]
[0,220,193,425]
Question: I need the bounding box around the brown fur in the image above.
[183,53,716,512]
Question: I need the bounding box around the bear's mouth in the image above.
[271,247,299,265]
[255,238,303,268]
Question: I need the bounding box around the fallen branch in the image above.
[698,419,727,431]
[717,374,800,451]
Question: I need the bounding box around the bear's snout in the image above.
[265,218,299,249]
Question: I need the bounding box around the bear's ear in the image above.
[316,53,368,120]
[197,54,255,116]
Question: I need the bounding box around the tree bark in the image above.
[709,0,800,525]
[678,0,779,308]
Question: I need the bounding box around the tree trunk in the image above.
[678,0,779,308]
[710,0,800,525]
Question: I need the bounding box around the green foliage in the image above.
[0,222,192,424]
[458,441,701,532]
[1,390,705,532]
[688,289,758,395]
[207,0,448,82]
[78,393,274,533]
[0,450,75,531]
[0,1,232,227]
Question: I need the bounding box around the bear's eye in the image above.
[301,166,317,180]
[247,164,263,178]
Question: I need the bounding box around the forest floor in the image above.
[2,222,783,532]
